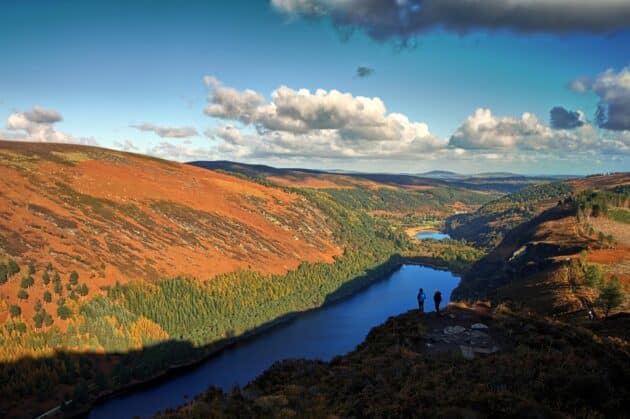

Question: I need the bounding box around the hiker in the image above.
[434,289,442,315]
[417,288,426,313]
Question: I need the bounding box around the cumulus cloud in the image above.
[449,108,628,155]
[550,106,585,129]
[356,66,374,78]
[203,76,445,159]
[205,125,243,145]
[571,66,630,131]
[204,76,265,124]
[130,123,198,138]
[272,0,630,41]
[4,105,96,145]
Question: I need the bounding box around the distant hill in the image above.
[190,160,566,196]
[0,141,341,318]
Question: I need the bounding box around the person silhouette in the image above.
[417,288,426,313]
[433,289,442,316]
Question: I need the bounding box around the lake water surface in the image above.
[416,231,451,241]
[89,264,459,418]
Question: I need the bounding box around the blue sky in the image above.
[1,0,629,174]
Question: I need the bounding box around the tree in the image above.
[54,278,63,295]
[20,275,34,288]
[7,259,20,277]
[595,276,627,319]
[46,262,53,271]
[584,264,603,287]
[17,289,28,300]
[42,271,50,285]
[0,263,7,284]
[78,283,89,296]
[57,305,73,320]
[69,271,79,285]
[9,305,21,317]
[34,299,43,312]
[28,261,36,275]
[43,290,52,303]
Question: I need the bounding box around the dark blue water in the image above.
[416,231,451,241]
[89,265,459,418]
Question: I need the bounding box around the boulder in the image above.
[444,325,467,335]
[471,323,489,330]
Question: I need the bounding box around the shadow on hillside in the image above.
[3,253,452,418]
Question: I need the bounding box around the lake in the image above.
[89,264,460,418]
[416,231,451,241]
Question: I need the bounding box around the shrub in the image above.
[42,271,50,285]
[69,271,79,285]
[17,289,28,300]
[9,305,21,318]
[57,305,73,320]
[0,263,7,284]
[43,291,52,303]
[595,276,627,319]
[20,275,34,289]
[7,259,20,277]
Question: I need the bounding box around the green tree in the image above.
[0,262,7,284]
[54,278,63,295]
[595,276,627,319]
[584,264,603,287]
[20,275,34,289]
[46,262,53,271]
[17,289,28,300]
[7,259,20,277]
[28,261,36,275]
[43,290,52,303]
[34,299,43,312]
[9,305,21,317]
[57,305,73,320]
[42,270,50,285]
[78,283,89,296]
[69,271,79,285]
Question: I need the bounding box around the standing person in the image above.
[433,289,442,316]
[417,288,426,313]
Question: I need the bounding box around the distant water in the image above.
[416,231,451,241]
[89,265,460,419]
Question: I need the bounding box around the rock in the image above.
[460,345,475,360]
[448,314,456,319]
[471,323,488,329]
[444,326,467,335]
[470,330,490,340]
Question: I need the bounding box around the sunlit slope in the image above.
[0,141,341,289]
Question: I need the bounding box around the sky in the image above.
[1,0,629,174]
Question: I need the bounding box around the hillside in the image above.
[453,174,630,318]
[0,141,340,284]
[0,141,419,418]
[158,304,630,418]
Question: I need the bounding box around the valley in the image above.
[0,142,628,418]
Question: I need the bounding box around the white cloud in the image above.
[130,123,198,138]
[449,108,629,155]
[203,76,446,159]
[4,105,96,145]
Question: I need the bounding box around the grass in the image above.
[609,208,630,225]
